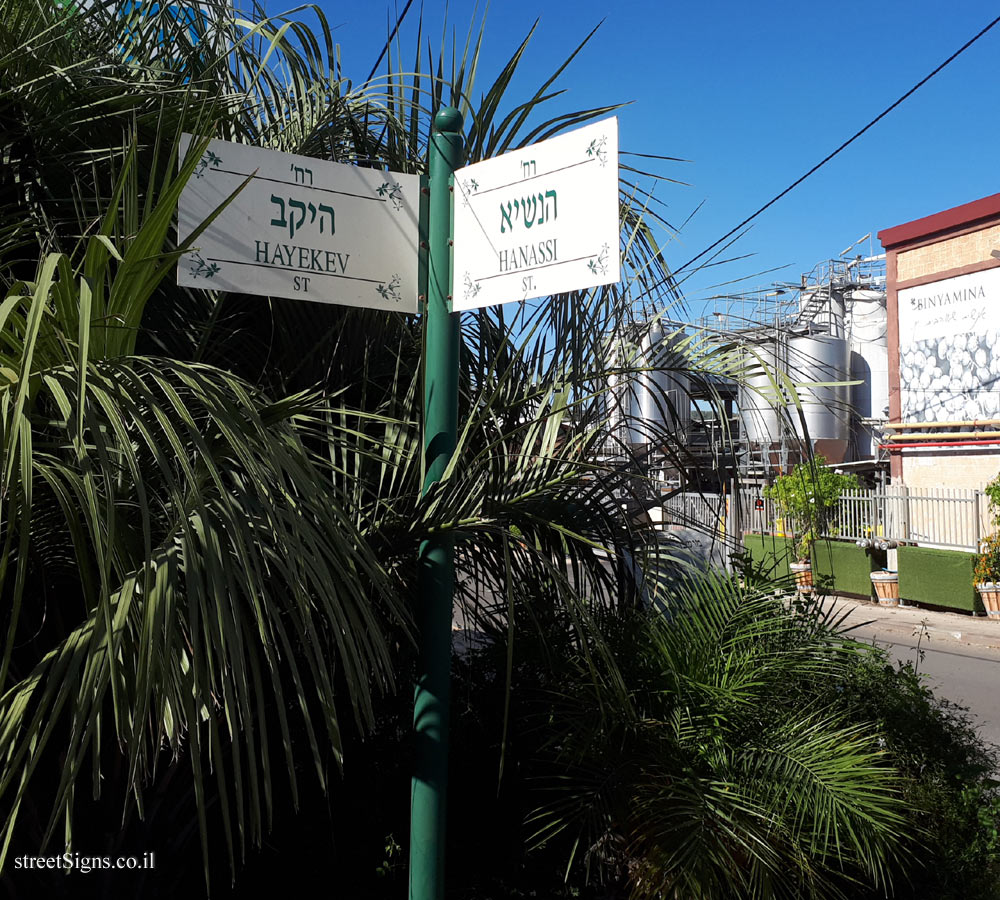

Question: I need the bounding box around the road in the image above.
[459,544,1000,753]
[829,598,1000,751]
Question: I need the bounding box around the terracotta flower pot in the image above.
[975,582,1000,619]
[870,571,899,607]
[789,562,813,593]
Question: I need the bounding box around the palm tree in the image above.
[0,0,683,887]
[527,580,908,900]
[0,1,912,896]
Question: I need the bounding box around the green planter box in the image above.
[897,545,980,613]
[742,537,982,610]
[741,535,877,597]
[742,534,793,580]
[813,539,878,598]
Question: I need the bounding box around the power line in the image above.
[675,12,1000,278]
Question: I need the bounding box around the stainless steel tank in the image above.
[786,334,849,463]
[604,338,626,437]
[738,340,785,448]
[847,289,888,458]
[627,322,691,445]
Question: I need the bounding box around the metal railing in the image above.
[656,486,990,553]
[733,484,991,552]
[662,490,727,534]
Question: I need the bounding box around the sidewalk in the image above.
[823,594,1000,653]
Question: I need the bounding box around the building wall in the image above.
[878,194,1000,483]
[901,448,1000,491]
[896,222,1000,282]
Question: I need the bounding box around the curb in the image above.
[825,594,1000,653]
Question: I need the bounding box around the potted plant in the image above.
[974,533,1000,618]
[764,456,858,594]
[974,472,1000,618]
[974,533,1000,619]
[788,534,818,594]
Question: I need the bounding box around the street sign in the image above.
[451,116,620,312]
[177,135,420,313]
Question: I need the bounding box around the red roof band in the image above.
[878,192,1000,250]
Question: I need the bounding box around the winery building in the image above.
[878,193,1000,490]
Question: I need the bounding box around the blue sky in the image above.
[317,1,999,317]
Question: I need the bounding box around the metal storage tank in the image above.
[604,338,627,438]
[627,322,691,445]
[847,289,889,458]
[737,340,785,448]
[786,334,850,463]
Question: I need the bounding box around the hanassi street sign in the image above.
[451,117,620,312]
[177,135,420,313]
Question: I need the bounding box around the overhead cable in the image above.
[675,12,1000,278]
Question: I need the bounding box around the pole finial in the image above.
[433,106,463,135]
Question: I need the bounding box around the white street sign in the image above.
[177,135,420,313]
[451,117,620,312]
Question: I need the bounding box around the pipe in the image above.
[880,439,1000,449]
[886,431,1000,441]
[885,419,1000,430]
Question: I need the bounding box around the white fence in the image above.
[662,485,992,553]
[661,491,728,534]
[830,487,990,551]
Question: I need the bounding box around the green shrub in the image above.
[764,456,858,560]
[984,470,1000,529]
[529,580,908,899]
[829,652,1000,900]
[978,471,1000,586]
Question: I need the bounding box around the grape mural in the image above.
[899,330,1000,422]
[898,269,1000,423]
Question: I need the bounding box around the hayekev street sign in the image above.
[177,135,420,312]
[451,117,620,312]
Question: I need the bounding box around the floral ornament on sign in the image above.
[459,178,479,208]
[585,135,608,167]
[376,274,402,304]
[587,244,610,277]
[377,181,404,210]
[194,150,223,179]
[463,272,481,301]
[188,253,219,279]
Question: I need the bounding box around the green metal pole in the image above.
[409,106,464,900]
